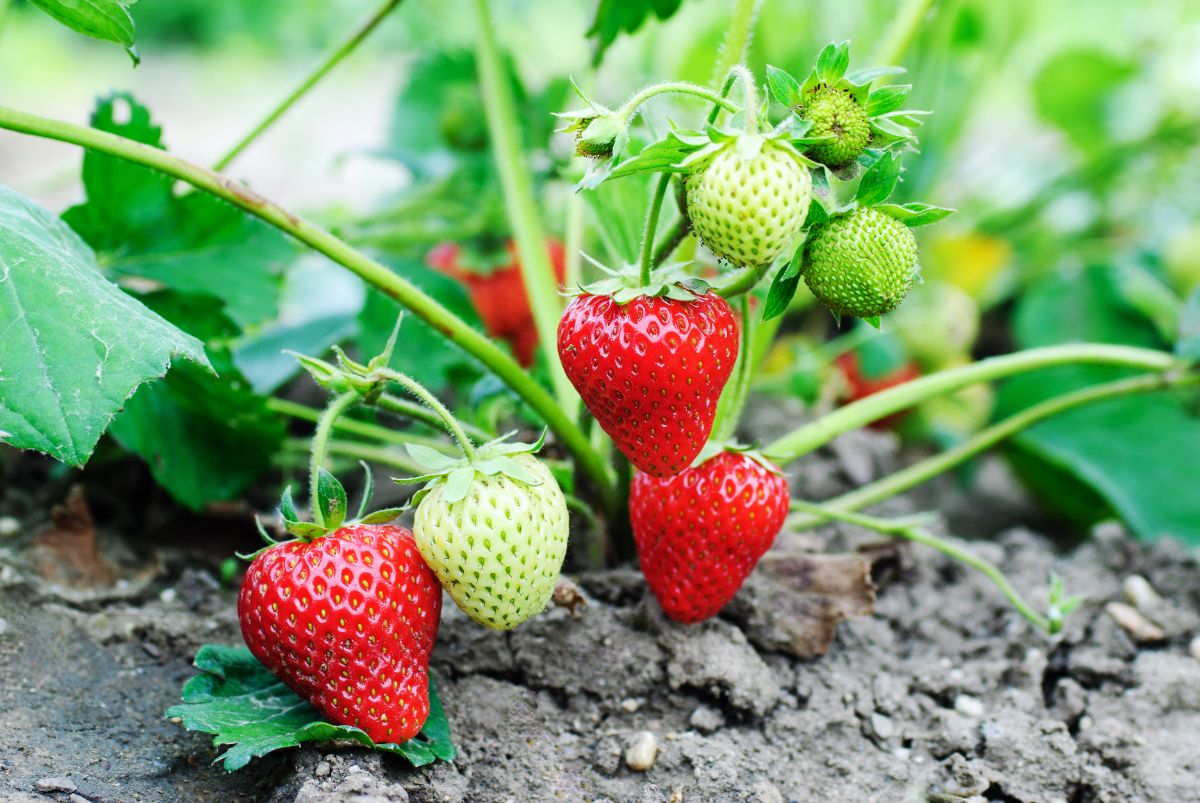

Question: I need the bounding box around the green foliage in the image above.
[166,645,455,772]
[587,0,686,65]
[1032,49,1135,148]
[998,266,1200,543]
[27,0,138,63]
[63,93,291,329]
[0,186,209,466]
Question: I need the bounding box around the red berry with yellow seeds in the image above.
[238,524,441,744]
[630,450,790,623]
[557,290,739,477]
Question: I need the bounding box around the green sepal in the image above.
[278,487,299,525]
[567,257,711,304]
[316,469,347,530]
[442,466,475,504]
[405,443,461,472]
[354,461,375,521]
[866,85,912,116]
[765,64,802,108]
[864,316,882,330]
[358,507,406,525]
[695,439,788,475]
[815,41,851,84]
[874,202,955,227]
[856,152,902,206]
[284,521,328,540]
[394,431,550,507]
[762,244,806,321]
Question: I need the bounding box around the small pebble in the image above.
[619,698,640,713]
[159,588,178,604]
[954,695,985,718]
[141,641,162,659]
[0,516,19,537]
[69,796,91,803]
[168,717,182,725]
[1106,601,1165,642]
[624,731,658,771]
[1190,636,1200,665]
[870,712,895,740]
[314,760,332,778]
[35,777,77,793]
[688,705,724,734]
[1123,575,1162,612]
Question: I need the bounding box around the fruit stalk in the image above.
[730,65,761,135]
[789,370,1200,528]
[640,175,672,285]
[376,369,479,461]
[765,344,1180,463]
[0,105,618,515]
[710,0,761,87]
[213,0,406,171]
[617,82,740,123]
[309,392,360,528]
[712,296,755,442]
[788,499,1057,634]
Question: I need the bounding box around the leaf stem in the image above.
[789,499,1055,634]
[640,174,671,285]
[268,397,465,451]
[0,105,617,515]
[310,392,359,526]
[764,344,1179,464]
[377,369,478,462]
[472,0,575,411]
[788,370,1200,529]
[213,0,405,172]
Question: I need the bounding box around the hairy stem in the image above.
[730,65,760,134]
[714,261,771,298]
[713,296,755,442]
[640,174,671,285]
[788,371,1200,529]
[651,218,689,267]
[618,81,740,123]
[711,0,761,86]
[765,344,1179,463]
[289,438,424,476]
[0,105,616,513]
[378,369,478,461]
[373,394,492,442]
[310,392,360,526]
[789,499,1055,634]
[269,397,459,452]
[214,0,405,171]
[472,0,575,411]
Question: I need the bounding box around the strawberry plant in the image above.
[3,0,1200,777]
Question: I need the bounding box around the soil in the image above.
[1,427,1198,803]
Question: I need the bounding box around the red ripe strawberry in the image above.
[630,451,790,623]
[428,239,566,366]
[557,291,739,477]
[238,524,441,744]
[834,351,920,430]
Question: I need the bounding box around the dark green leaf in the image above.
[0,186,209,466]
[1177,288,1200,363]
[586,0,686,65]
[855,152,901,206]
[316,469,348,529]
[865,85,912,117]
[166,645,455,771]
[873,202,955,227]
[63,93,290,328]
[28,0,137,61]
[763,247,805,321]
[766,65,802,108]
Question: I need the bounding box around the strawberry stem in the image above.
[730,65,760,135]
[309,391,360,528]
[713,295,755,442]
[617,82,740,125]
[640,175,672,285]
[376,368,479,462]
[788,499,1058,634]
[710,0,761,88]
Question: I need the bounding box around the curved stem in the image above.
[714,296,754,442]
[707,74,740,126]
[710,0,760,87]
[789,499,1055,634]
[765,344,1179,464]
[268,397,460,452]
[310,392,359,526]
[618,82,740,123]
[213,0,405,171]
[472,0,574,411]
[373,393,492,442]
[289,437,425,476]
[714,261,771,298]
[378,369,478,461]
[0,105,616,514]
[730,65,760,134]
[640,175,671,285]
[788,371,1200,529]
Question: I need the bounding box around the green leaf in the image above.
[815,41,851,84]
[63,93,290,328]
[1032,49,1136,148]
[316,469,348,529]
[762,246,805,321]
[1177,288,1200,363]
[165,645,455,772]
[605,131,707,183]
[28,0,138,62]
[855,152,901,206]
[586,0,687,66]
[865,85,912,117]
[766,65,802,108]
[874,202,955,227]
[0,185,209,466]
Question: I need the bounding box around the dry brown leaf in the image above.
[29,485,119,588]
[552,578,589,618]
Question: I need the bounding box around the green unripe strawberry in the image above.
[799,86,871,169]
[803,207,918,319]
[685,137,812,269]
[412,453,569,630]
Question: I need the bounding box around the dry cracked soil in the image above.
[1,429,1198,803]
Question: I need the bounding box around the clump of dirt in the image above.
[1,432,1198,802]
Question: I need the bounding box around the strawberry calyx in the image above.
[395,430,548,506]
[566,256,711,304]
[692,440,788,476]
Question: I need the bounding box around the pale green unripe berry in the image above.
[685,139,812,269]
[800,86,871,169]
[803,208,918,319]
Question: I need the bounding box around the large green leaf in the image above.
[28,0,138,63]
[997,266,1200,543]
[0,185,209,466]
[166,645,455,772]
[63,92,291,328]
[106,292,284,510]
